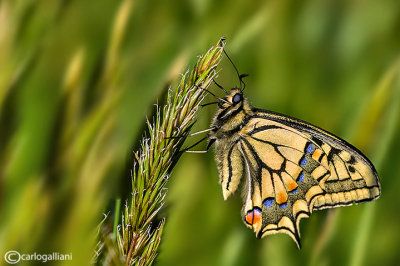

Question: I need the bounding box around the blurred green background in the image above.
[1,0,400,265]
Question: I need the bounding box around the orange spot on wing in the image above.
[312,149,323,161]
[276,191,288,205]
[287,179,298,191]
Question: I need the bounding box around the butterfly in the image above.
[205,53,381,249]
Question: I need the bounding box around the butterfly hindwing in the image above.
[236,118,326,247]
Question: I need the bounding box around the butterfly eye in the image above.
[232,93,242,104]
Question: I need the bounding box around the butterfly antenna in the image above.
[223,49,247,91]
[213,79,228,94]
[239,73,248,92]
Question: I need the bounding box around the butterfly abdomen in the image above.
[214,139,245,200]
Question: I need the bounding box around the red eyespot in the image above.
[245,208,262,225]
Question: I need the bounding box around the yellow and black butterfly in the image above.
[205,52,381,249]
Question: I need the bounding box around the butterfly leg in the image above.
[188,127,216,137]
[181,135,208,153]
[182,137,216,153]
[194,84,229,104]
[212,78,228,93]
[201,101,219,107]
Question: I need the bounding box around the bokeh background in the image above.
[1,0,400,265]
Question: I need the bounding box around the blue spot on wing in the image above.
[279,203,287,209]
[289,188,298,194]
[306,143,315,154]
[298,172,304,182]
[263,198,274,208]
[300,156,307,166]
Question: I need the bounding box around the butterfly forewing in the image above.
[254,110,381,207]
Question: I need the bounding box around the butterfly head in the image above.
[216,88,252,115]
[218,88,243,108]
[210,88,253,134]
